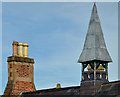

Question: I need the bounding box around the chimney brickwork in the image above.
[3,41,36,95]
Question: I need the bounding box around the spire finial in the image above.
[94,2,96,6]
[92,2,97,14]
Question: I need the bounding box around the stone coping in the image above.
[7,56,34,63]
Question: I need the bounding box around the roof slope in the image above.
[96,81,120,96]
[78,3,112,63]
[22,86,80,95]
[22,81,120,96]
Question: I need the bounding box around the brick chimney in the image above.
[3,41,36,95]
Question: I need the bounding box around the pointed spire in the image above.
[78,3,112,63]
[93,2,97,11]
[89,2,100,25]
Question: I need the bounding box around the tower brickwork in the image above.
[3,41,36,95]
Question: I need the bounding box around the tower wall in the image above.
[80,80,104,95]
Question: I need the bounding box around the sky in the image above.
[1,2,118,95]
[1,0,120,2]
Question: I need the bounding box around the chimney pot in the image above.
[23,43,29,57]
[18,42,23,57]
[56,83,61,89]
[12,41,18,56]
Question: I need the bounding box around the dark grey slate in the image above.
[96,81,120,96]
[21,81,120,97]
[78,3,112,63]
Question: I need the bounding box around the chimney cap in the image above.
[18,42,23,46]
[12,41,18,45]
[23,43,29,47]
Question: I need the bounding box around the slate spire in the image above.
[78,3,112,63]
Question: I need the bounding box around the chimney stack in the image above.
[23,43,29,57]
[12,41,18,56]
[4,41,36,95]
[18,42,23,57]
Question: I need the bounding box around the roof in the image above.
[96,80,120,96]
[78,3,112,63]
[22,86,80,95]
[22,81,120,96]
